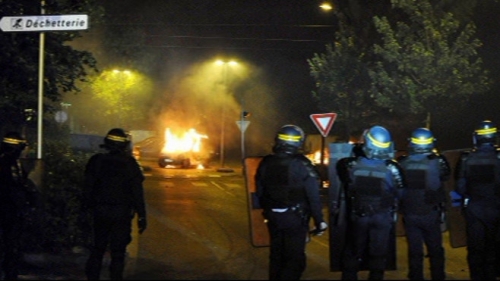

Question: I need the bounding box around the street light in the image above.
[215,60,237,169]
[319,3,333,11]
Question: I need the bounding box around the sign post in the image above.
[310,113,338,166]
[0,13,89,159]
[236,120,250,162]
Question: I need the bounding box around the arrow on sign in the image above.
[310,113,337,137]
[0,14,89,32]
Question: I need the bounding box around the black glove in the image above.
[138,217,147,234]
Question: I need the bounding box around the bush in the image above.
[20,133,95,254]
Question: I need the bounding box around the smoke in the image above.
[150,57,284,159]
[66,27,309,160]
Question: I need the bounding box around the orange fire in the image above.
[307,150,329,165]
[161,128,207,153]
[160,128,209,169]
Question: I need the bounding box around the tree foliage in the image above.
[308,22,374,140]
[0,0,103,134]
[89,69,153,129]
[308,0,395,140]
[370,0,490,116]
[309,0,490,140]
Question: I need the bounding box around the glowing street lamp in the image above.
[319,3,333,11]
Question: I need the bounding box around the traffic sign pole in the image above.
[37,3,46,159]
[236,120,250,162]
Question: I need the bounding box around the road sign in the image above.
[0,14,89,32]
[54,111,68,123]
[236,120,250,133]
[310,113,337,137]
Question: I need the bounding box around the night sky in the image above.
[75,1,500,155]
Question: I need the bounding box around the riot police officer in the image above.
[336,125,406,280]
[0,131,27,280]
[454,120,500,280]
[255,124,327,280]
[84,128,147,280]
[397,128,451,280]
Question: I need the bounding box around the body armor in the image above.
[399,154,442,215]
[348,160,395,216]
[464,150,500,200]
[259,153,318,209]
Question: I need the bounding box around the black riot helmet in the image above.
[0,131,27,157]
[101,128,130,151]
[272,124,305,154]
[473,120,497,147]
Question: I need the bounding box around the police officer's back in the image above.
[256,124,327,280]
[84,128,147,280]
[397,128,450,217]
[336,125,405,280]
[454,120,500,280]
[397,128,450,280]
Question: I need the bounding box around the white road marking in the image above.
[192,182,209,187]
[210,181,236,197]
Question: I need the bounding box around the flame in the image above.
[161,128,208,154]
[306,150,329,165]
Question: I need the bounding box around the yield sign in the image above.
[236,120,251,133]
[310,113,337,137]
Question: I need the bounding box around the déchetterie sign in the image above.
[0,14,88,32]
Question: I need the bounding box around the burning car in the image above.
[158,128,209,169]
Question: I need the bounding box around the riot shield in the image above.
[328,142,396,272]
[328,142,352,271]
[442,149,468,248]
[244,156,270,247]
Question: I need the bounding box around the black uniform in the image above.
[256,152,325,280]
[454,144,500,280]
[336,156,405,280]
[397,152,451,280]
[84,148,147,280]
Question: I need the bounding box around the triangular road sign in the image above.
[236,120,251,133]
[310,113,337,137]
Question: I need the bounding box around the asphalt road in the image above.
[128,158,472,280]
